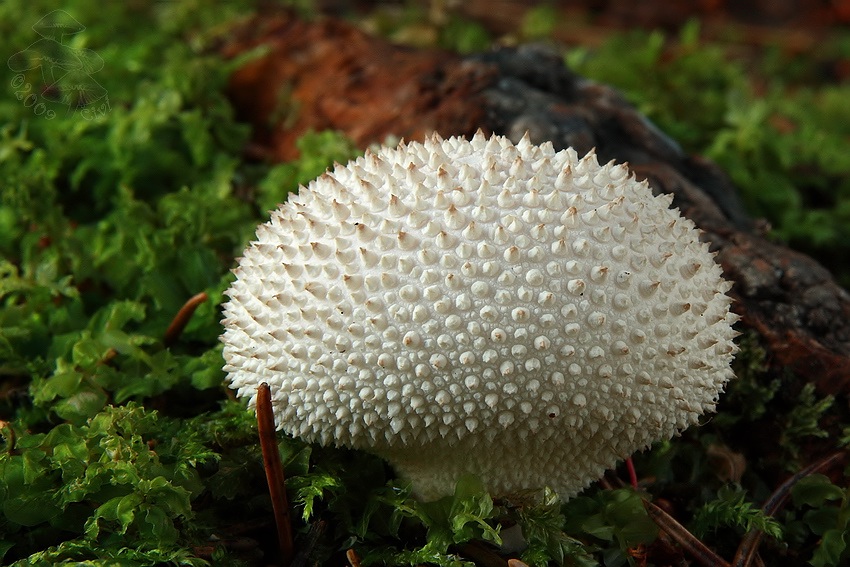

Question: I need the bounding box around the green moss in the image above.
[1,3,848,565]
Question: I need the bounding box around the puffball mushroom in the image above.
[221,132,738,501]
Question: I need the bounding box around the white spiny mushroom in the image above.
[221,132,739,501]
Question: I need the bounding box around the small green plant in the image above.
[788,474,850,567]
[692,484,784,540]
[562,489,658,566]
[781,383,835,460]
[355,475,502,566]
[506,488,596,567]
[712,331,780,429]
[0,404,213,564]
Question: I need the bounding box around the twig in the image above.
[346,548,362,567]
[642,498,730,567]
[163,291,208,346]
[732,451,846,567]
[625,456,639,490]
[257,382,295,565]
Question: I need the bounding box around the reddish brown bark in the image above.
[221,13,491,162]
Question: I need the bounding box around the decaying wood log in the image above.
[221,10,850,394]
[220,14,491,162]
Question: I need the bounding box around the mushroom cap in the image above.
[221,132,738,501]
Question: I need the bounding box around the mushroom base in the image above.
[373,427,646,502]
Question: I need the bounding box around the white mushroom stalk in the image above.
[221,132,739,501]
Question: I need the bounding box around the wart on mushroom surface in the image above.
[221,132,739,502]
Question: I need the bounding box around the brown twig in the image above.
[257,382,295,565]
[625,456,639,490]
[346,548,362,567]
[163,291,208,346]
[645,450,846,567]
[732,451,847,567]
[642,498,731,567]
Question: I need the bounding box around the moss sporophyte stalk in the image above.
[221,132,739,501]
